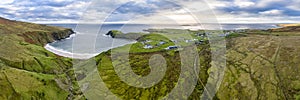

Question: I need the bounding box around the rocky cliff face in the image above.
[19,29,74,46]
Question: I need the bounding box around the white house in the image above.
[144,44,153,49]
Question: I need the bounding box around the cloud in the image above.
[0,0,14,5]
[79,0,181,23]
[234,0,255,8]
[259,9,283,16]
[0,0,299,23]
[217,0,299,16]
[0,0,90,22]
[211,0,300,23]
[11,0,75,7]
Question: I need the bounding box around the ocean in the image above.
[45,23,280,59]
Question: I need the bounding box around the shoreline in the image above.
[44,44,98,59]
[44,31,97,59]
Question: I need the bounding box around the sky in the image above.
[0,0,299,24]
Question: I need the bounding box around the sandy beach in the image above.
[44,44,98,59]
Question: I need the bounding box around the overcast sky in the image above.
[0,0,299,24]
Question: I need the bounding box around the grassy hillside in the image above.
[0,17,83,100]
[218,35,300,99]
[214,27,300,99]
[81,27,300,99]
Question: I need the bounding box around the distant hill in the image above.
[271,24,300,32]
[278,23,300,27]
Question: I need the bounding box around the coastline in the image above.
[44,34,137,59]
[44,44,98,59]
[43,23,285,59]
[44,31,98,59]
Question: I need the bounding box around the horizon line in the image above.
[30,20,299,25]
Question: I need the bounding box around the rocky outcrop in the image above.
[106,30,144,40]
[105,30,121,38]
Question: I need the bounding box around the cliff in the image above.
[19,29,74,46]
